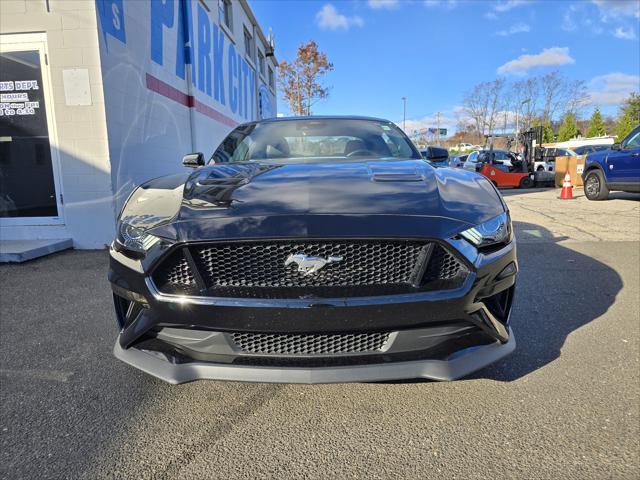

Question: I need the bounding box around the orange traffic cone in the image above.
[559,172,573,199]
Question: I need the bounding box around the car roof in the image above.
[251,115,394,125]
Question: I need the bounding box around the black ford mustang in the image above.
[109,116,517,384]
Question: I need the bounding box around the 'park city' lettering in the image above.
[150,0,255,119]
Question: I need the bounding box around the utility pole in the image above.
[401,97,407,132]
[435,112,441,146]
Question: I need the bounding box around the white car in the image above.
[463,150,516,172]
[450,143,473,152]
[463,151,482,172]
[536,147,578,172]
[533,160,555,172]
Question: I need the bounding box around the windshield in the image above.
[211,118,421,163]
[558,148,577,156]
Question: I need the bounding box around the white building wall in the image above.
[0,0,116,248]
[97,0,277,212]
[1,0,276,249]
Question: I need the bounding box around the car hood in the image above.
[123,159,504,241]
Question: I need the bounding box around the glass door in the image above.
[0,36,63,225]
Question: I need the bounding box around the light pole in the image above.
[401,97,406,132]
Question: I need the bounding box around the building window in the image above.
[244,27,254,62]
[268,66,274,90]
[258,50,265,77]
[219,0,232,31]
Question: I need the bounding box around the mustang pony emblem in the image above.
[285,254,344,276]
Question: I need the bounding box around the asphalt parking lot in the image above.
[1,188,639,480]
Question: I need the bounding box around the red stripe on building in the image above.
[145,73,237,128]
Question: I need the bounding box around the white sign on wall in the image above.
[62,69,92,106]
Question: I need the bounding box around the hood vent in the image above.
[371,173,424,182]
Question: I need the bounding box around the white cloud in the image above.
[424,0,458,10]
[496,22,531,36]
[614,26,637,39]
[588,72,640,105]
[561,2,611,35]
[484,1,531,21]
[395,112,458,136]
[561,4,578,31]
[493,0,532,13]
[591,0,640,19]
[315,4,364,31]
[367,0,399,9]
[398,108,520,137]
[497,47,575,75]
[583,17,604,35]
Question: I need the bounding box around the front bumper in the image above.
[113,327,515,384]
[109,238,517,384]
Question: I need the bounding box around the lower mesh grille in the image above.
[230,332,390,355]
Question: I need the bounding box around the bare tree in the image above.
[539,71,563,121]
[461,79,505,138]
[509,78,539,131]
[454,107,478,143]
[485,78,505,135]
[278,41,333,116]
[464,72,591,137]
[564,79,589,116]
[499,85,514,133]
[540,72,588,121]
[461,82,489,138]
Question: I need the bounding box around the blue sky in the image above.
[251,0,640,132]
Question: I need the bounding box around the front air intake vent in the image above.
[230,332,391,355]
[151,250,198,295]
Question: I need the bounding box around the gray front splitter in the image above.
[113,327,515,384]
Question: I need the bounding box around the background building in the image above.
[0,0,277,254]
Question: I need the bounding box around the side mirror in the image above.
[182,152,204,168]
[611,143,621,151]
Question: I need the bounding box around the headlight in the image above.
[116,221,161,257]
[460,212,512,249]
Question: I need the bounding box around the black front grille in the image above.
[151,240,468,298]
[196,240,422,287]
[231,332,390,355]
[152,250,198,295]
[423,245,466,283]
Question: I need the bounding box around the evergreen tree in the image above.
[532,117,540,131]
[586,107,606,137]
[615,111,635,141]
[533,117,555,144]
[615,93,640,140]
[622,93,640,124]
[542,120,555,143]
[557,112,579,141]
